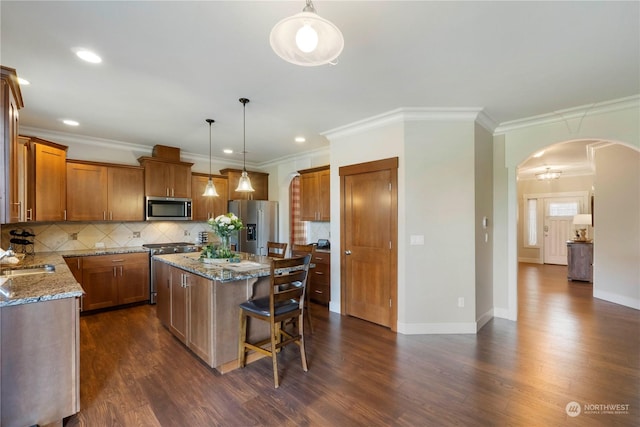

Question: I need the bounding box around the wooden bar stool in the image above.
[266,241,287,258]
[237,255,311,388]
[291,243,316,333]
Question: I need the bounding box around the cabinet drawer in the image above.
[310,283,330,304]
[83,252,149,267]
[312,253,330,265]
[311,263,330,285]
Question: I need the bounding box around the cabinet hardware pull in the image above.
[111,259,125,263]
[110,211,113,221]
[113,267,117,277]
[77,259,80,269]
[103,212,106,220]
[64,210,67,220]
[314,290,322,294]
[315,271,324,275]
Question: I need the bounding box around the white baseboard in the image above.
[397,321,477,335]
[518,257,543,264]
[493,307,516,321]
[593,289,640,310]
[476,309,494,331]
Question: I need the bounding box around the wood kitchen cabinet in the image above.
[160,263,214,365]
[1,297,80,427]
[310,250,331,304]
[154,259,171,327]
[1,66,24,224]
[299,165,330,221]
[66,160,144,221]
[81,252,150,311]
[191,173,229,221]
[567,241,593,282]
[138,156,193,198]
[220,168,269,200]
[23,137,68,221]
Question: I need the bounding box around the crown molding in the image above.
[494,95,640,134]
[322,107,491,140]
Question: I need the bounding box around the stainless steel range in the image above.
[144,242,200,304]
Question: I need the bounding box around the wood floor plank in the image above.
[62,263,639,426]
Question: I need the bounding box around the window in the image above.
[548,202,579,217]
[526,198,538,246]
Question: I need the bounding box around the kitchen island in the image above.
[152,252,273,373]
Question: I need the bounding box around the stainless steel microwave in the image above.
[146,196,192,220]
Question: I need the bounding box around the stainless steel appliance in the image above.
[146,196,192,220]
[143,242,199,304]
[228,200,278,256]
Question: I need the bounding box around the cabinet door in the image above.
[118,254,149,304]
[171,164,192,198]
[144,161,172,197]
[169,267,188,344]
[191,175,214,221]
[186,273,213,365]
[33,143,67,221]
[318,169,331,221]
[64,256,83,284]
[108,166,144,221]
[300,172,319,221]
[7,89,21,223]
[66,162,108,221]
[155,260,171,327]
[82,264,119,311]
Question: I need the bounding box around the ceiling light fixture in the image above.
[62,119,79,126]
[295,136,306,143]
[236,98,255,193]
[17,77,30,86]
[270,0,344,67]
[535,167,562,180]
[75,49,102,64]
[202,119,219,197]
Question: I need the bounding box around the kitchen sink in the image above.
[0,264,56,277]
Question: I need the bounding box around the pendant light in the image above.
[236,98,255,192]
[270,0,344,67]
[202,119,219,197]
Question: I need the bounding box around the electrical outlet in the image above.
[184,230,190,236]
[458,297,465,308]
[69,233,78,241]
[132,231,141,238]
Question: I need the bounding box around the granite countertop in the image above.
[0,246,148,307]
[153,252,272,282]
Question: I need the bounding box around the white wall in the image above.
[494,97,640,318]
[593,144,640,308]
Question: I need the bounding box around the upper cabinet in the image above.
[1,66,24,224]
[220,168,269,201]
[138,156,193,198]
[299,165,330,221]
[25,137,68,221]
[66,160,145,221]
[191,173,229,221]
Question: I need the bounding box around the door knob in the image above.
[345,250,352,255]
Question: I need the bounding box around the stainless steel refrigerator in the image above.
[228,200,278,256]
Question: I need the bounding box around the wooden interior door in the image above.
[340,158,398,330]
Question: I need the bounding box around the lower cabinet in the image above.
[77,252,150,311]
[1,297,80,427]
[160,263,214,366]
[567,241,593,282]
[310,251,331,304]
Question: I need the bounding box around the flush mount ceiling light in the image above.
[236,98,255,193]
[202,119,219,197]
[270,0,344,66]
[62,119,79,126]
[74,49,102,64]
[535,167,562,180]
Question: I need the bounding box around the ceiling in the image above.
[1,1,638,168]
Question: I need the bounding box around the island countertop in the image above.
[152,252,272,282]
[0,246,148,307]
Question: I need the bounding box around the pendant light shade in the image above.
[236,98,255,193]
[203,119,219,197]
[270,0,344,67]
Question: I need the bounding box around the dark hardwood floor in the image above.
[65,263,639,426]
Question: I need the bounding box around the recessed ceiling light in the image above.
[75,49,102,64]
[533,150,545,158]
[295,136,306,143]
[62,119,79,126]
[223,149,233,154]
[17,77,30,86]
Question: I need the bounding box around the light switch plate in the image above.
[409,235,425,245]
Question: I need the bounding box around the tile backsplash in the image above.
[306,221,331,245]
[0,221,215,253]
